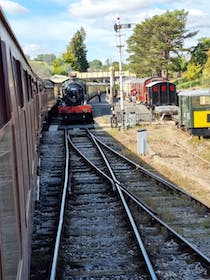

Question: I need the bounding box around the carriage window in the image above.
[200,96,210,105]
[31,80,36,96]
[34,81,38,95]
[169,85,175,92]
[192,96,210,106]
[0,40,11,128]
[153,86,158,93]
[23,71,32,102]
[161,85,166,92]
[28,75,33,99]
[12,58,24,108]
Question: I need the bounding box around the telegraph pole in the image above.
[115,17,124,112]
[114,17,133,127]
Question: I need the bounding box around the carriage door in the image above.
[151,85,159,105]
[160,83,168,105]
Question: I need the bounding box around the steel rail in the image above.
[86,129,118,187]
[67,135,116,191]
[91,131,210,211]
[87,128,157,214]
[69,131,158,280]
[88,131,210,267]
[119,183,210,268]
[115,182,158,280]
[50,130,70,280]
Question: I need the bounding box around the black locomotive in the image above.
[63,80,86,106]
[58,78,93,122]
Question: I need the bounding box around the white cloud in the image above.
[0,0,28,15]
[188,9,208,17]
[23,44,43,56]
[18,18,80,42]
[2,0,210,61]
[187,9,209,37]
[68,0,153,18]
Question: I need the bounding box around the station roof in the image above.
[50,74,69,83]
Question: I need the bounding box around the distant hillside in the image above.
[29,60,53,78]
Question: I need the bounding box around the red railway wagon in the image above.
[126,76,167,103]
[0,8,55,279]
[139,77,167,103]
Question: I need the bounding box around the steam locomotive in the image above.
[58,78,93,122]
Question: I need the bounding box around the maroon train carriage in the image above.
[138,76,168,103]
[145,80,178,118]
[0,8,55,279]
[126,76,167,103]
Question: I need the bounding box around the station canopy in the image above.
[50,74,69,84]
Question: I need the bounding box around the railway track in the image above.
[70,129,210,259]
[31,127,210,279]
[54,134,153,279]
[30,130,65,279]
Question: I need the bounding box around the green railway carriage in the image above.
[178,90,210,137]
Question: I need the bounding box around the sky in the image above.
[0,0,210,64]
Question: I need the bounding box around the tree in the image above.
[127,9,198,78]
[34,53,56,64]
[89,59,103,71]
[63,27,89,72]
[111,61,120,71]
[52,58,71,75]
[202,50,210,84]
[190,37,210,67]
[169,55,188,77]
[183,62,202,81]
[29,61,53,78]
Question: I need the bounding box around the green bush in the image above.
[174,77,204,90]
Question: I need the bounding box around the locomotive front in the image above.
[64,82,85,106]
[58,79,93,122]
